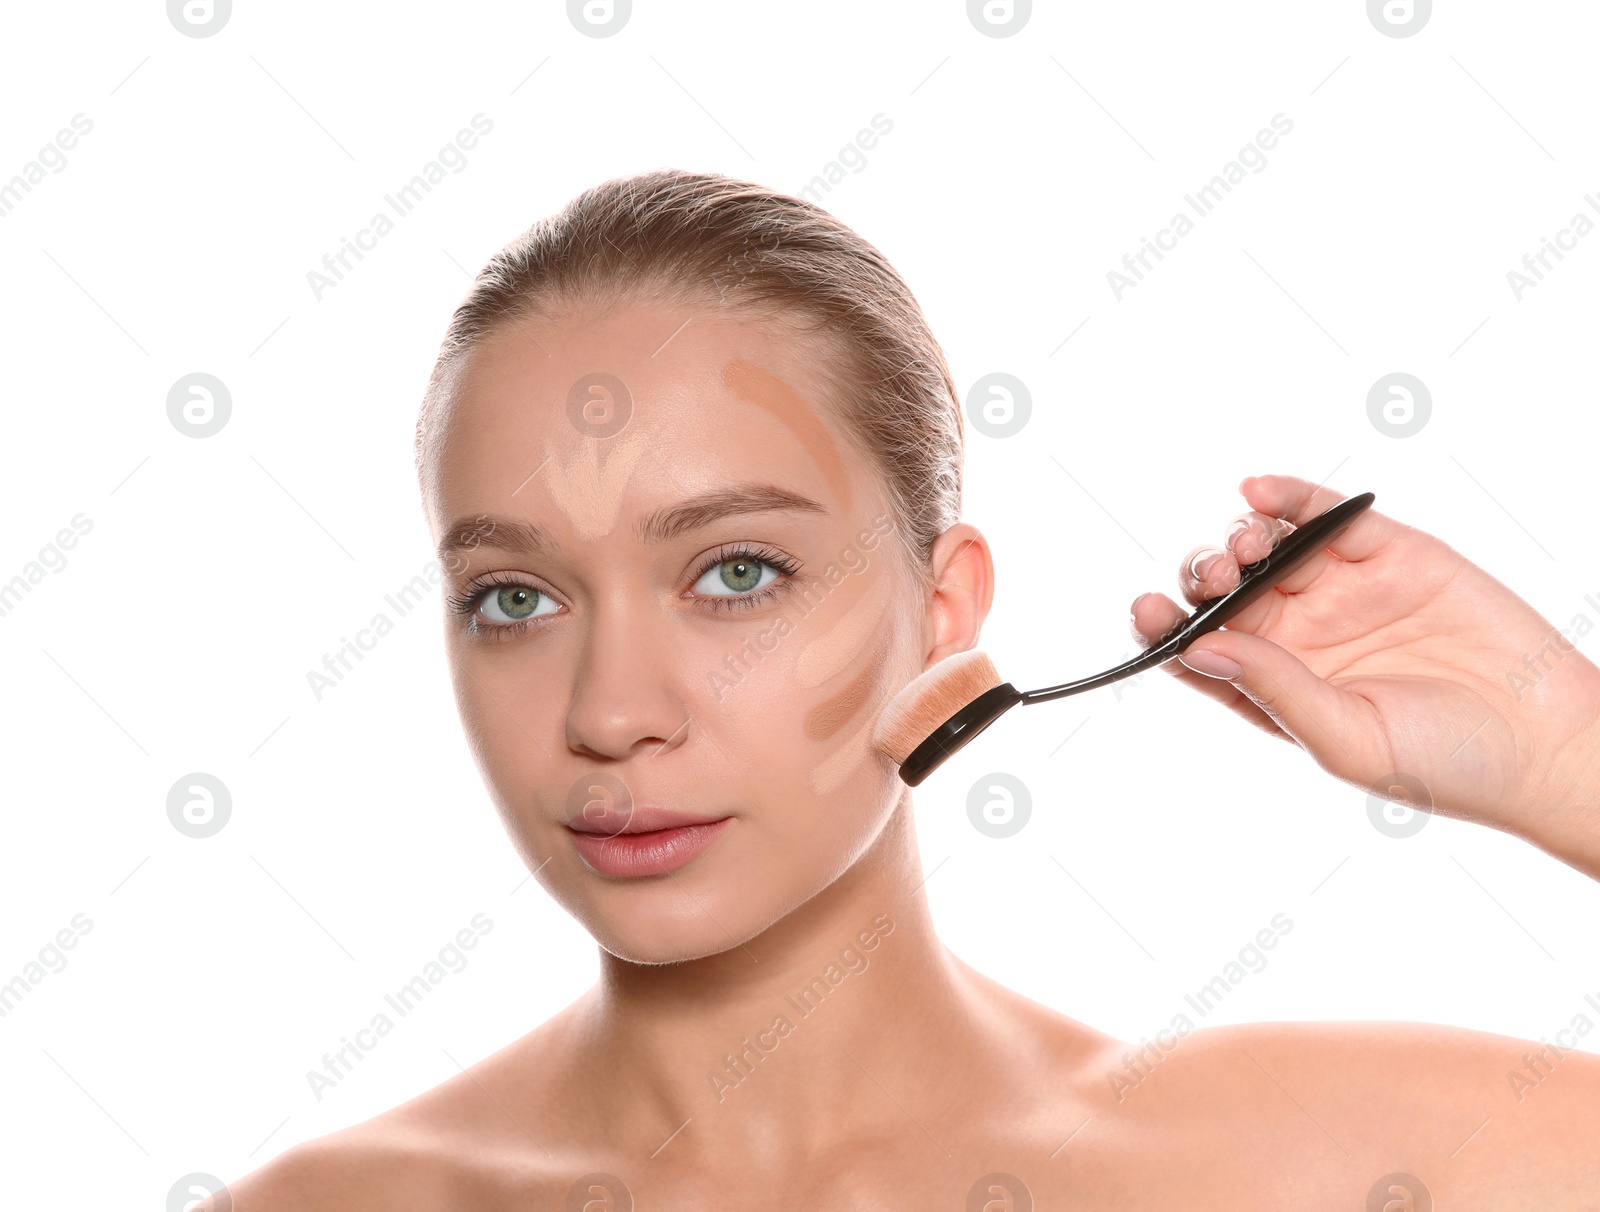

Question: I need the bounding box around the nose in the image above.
[564,595,692,763]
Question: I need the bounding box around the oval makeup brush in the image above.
[872,492,1376,786]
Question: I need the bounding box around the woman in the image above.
[212,169,1600,1208]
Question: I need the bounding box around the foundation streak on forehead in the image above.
[536,358,846,539]
[722,359,853,514]
[538,421,654,540]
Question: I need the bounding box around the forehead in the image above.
[425,301,869,534]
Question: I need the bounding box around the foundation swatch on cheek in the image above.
[722,359,853,513]
[540,423,653,540]
[796,569,894,689]
[803,634,890,741]
[808,707,884,795]
[805,630,898,793]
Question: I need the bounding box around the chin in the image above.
[586,907,769,966]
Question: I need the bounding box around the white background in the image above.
[2,1,1598,1204]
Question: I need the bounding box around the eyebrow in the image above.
[436,483,829,564]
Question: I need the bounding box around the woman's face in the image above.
[423,298,928,964]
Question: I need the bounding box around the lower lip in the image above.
[567,818,734,877]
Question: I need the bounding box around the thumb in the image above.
[1178,631,1362,765]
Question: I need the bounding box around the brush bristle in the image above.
[871,650,1003,766]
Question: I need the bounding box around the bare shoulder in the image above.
[204,1091,581,1211]
[1119,1016,1600,1122]
[205,1010,598,1210]
[1077,1017,1600,1207]
[195,1119,461,1211]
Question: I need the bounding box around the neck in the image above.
[570,793,983,1164]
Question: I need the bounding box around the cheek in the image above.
[798,567,897,746]
[803,626,899,796]
[803,638,889,741]
[446,643,565,826]
[796,565,894,688]
[703,575,902,800]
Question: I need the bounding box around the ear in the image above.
[921,522,995,668]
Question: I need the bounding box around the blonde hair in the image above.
[414,168,963,588]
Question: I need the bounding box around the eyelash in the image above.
[444,543,804,641]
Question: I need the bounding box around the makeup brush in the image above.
[872,492,1376,786]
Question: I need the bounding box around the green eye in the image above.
[694,556,779,598]
[480,585,558,623]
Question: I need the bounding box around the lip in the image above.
[566,803,730,836]
[567,817,734,878]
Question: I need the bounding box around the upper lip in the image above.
[565,804,732,835]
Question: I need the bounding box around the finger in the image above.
[1197,509,1305,633]
[1175,512,1291,611]
[1231,475,1388,599]
[1178,544,1241,607]
[1176,628,1376,776]
[1130,589,1187,647]
[1239,474,1405,564]
[1129,590,1291,740]
[1225,510,1296,565]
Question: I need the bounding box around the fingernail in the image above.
[1189,549,1223,581]
[1130,592,1152,620]
[1179,649,1243,680]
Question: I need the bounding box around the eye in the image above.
[447,580,562,632]
[482,583,560,624]
[693,553,781,599]
[446,543,803,640]
[687,544,801,611]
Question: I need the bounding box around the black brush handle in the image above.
[1019,491,1376,704]
[898,490,1380,783]
[1151,491,1375,650]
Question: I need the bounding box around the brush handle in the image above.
[1151,490,1375,647]
[1018,491,1376,704]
